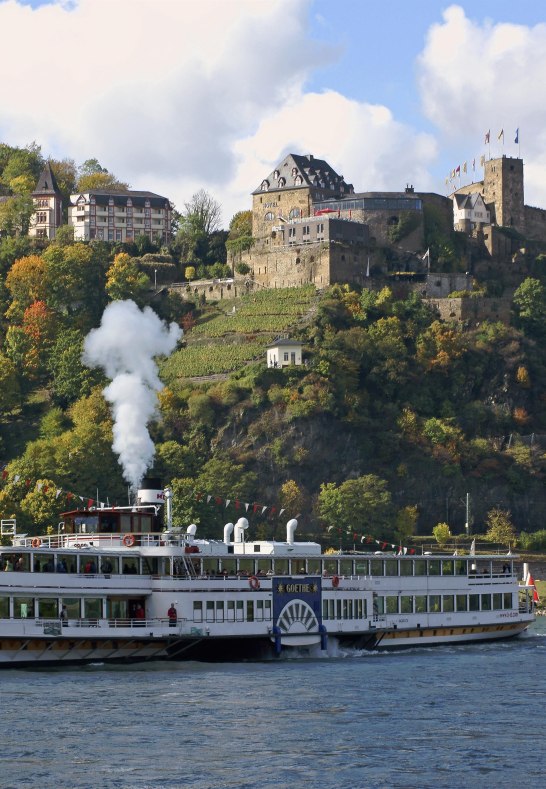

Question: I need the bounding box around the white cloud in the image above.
[418,5,546,205]
[0,0,437,223]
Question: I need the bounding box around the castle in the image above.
[237,151,546,292]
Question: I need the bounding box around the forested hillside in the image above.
[1,143,546,549]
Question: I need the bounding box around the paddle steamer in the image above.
[0,480,535,666]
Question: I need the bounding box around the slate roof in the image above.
[33,162,61,196]
[453,193,486,210]
[253,153,353,197]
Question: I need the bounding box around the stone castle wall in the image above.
[524,205,546,245]
[425,296,511,324]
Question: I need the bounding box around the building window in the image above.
[261,180,270,191]
[264,212,274,221]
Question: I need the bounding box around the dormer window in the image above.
[273,170,280,179]
[261,180,270,191]
[278,177,286,187]
[294,175,303,186]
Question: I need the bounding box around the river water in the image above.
[1,619,545,789]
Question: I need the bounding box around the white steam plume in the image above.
[83,300,182,490]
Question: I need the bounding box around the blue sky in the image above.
[2,0,546,220]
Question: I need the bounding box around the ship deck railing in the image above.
[36,617,186,633]
[14,533,202,549]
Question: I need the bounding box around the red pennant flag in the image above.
[215,497,223,506]
[43,486,48,494]
[235,499,240,510]
[253,503,259,514]
[66,492,73,501]
[87,498,94,508]
[270,506,276,516]
[25,479,31,487]
[2,470,7,479]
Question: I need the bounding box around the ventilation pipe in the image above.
[186,524,197,543]
[234,517,249,543]
[223,522,234,544]
[286,518,298,544]
[164,488,173,530]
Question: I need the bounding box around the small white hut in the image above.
[266,339,303,369]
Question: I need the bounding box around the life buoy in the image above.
[122,534,135,547]
[249,575,260,591]
[31,537,42,548]
[332,575,340,588]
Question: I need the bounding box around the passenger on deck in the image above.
[168,603,177,627]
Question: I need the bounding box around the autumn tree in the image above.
[432,522,451,547]
[105,252,150,303]
[279,479,306,519]
[485,508,517,547]
[5,254,47,320]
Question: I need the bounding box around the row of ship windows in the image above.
[375,592,514,615]
[0,591,516,624]
[0,553,513,578]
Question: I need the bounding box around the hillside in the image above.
[0,233,545,546]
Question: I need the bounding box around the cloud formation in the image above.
[418,5,546,204]
[0,0,437,221]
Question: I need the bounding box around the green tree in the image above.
[395,505,418,544]
[485,508,517,547]
[0,351,21,411]
[317,475,393,538]
[47,328,98,407]
[0,194,35,236]
[513,277,546,338]
[184,189,222,236]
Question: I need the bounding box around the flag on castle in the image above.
[498,129,504,141]
[422,248,430,270]
[485,130,490,144]
[463,161,467,173]
[515,128,519,144]
[456,165,460,175]
[472,158,475,171]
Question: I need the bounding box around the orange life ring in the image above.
[249,575,260,591]
[122,534,135,547]
[31,537,42,548]
[332,575,340,588]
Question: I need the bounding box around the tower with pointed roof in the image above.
[29,162,63,240]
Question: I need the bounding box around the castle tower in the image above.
[29,162,63,239]
[251,153,353,243]
[483,156,524,233]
